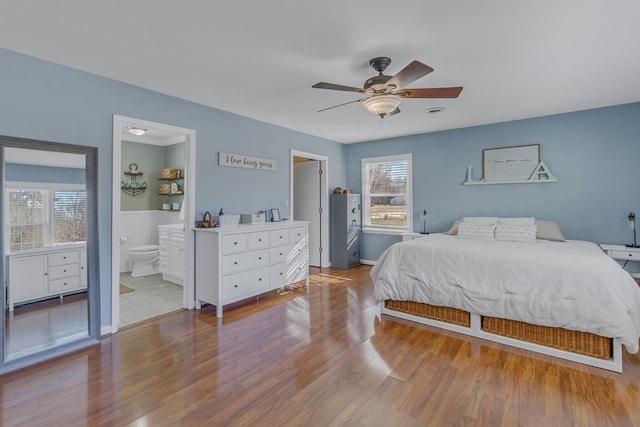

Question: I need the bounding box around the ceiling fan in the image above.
[312,57,463,118]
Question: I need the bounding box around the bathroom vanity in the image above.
[6,244,87,311]
[194,221,309,317]
[158,224,184,285]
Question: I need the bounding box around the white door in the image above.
[293,160,321,267]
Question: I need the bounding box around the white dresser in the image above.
[6,244,87,311]
[195,221,309,317]
[158,224,185,285]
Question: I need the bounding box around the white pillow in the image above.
[535,220,566,242]
[495,224,537,243]
[457,222,496,240]
[462,216,498,225]
[498,217,535,226]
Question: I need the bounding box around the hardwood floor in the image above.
[2,265,640,426]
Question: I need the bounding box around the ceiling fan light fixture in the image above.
[127,126,147,136]
[362,95,401,117]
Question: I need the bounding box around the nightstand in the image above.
[402,232,429,242]
[600,244,640,278]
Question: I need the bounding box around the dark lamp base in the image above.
[420,232,430,235]
[625,244,640,248]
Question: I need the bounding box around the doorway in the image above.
[111,116,196,334]
[290,150,329,268]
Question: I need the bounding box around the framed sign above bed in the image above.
[483,144,539,182]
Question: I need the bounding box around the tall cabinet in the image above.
[330,194,361,269]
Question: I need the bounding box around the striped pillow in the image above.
[457,222,496,240]
[495,224,537,243]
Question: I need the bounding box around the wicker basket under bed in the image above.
[386,300,471,327]
[385,300,612,360]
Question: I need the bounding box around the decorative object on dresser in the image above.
[195,221,309,317]
[626,212,639,248]
[270,208,281,222]
[198,211,217,228]
[121,162,147,197]
[7,245,87,311]
[158,224,184,285]
[330,193,361,269]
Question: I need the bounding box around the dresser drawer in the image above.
[49,263,80,280]
[222,249,269,274]
[221,233,247,253]
[270,246,289,264]
[48,251,79,267]
[289,227,306,243]
[270,263,287,288]
[48,275,81,293]
[170,230,184,244]
[610,250,640,261]
[270,229,290,246]
[159,227,170,240]
[248,231,270,249]
[222,267,269,301]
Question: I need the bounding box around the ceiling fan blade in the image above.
[388,107,401,116]
[385,61,434,89]
[317,98,364,112]
[312,82,366,93]
[396,86,463,98]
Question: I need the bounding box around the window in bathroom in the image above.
[4,183,87,252]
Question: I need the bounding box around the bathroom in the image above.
[119,137,185,327]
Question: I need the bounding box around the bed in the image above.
[370,217,640,372]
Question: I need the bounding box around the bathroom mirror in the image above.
[0,135,100,373]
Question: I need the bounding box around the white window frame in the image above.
[361,153,413,235]
[4,181,86,252]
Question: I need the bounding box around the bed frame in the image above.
[381,300,623,372]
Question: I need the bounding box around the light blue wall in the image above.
[0,48,347,326]
[346,102,640,261]
[5,163,85,184]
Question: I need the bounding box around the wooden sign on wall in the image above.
[218,152,277,171]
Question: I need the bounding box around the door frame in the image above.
[290,149,329,268]
[111,115,196,334]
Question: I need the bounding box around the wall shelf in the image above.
[463,161,557,186]
[464,178,557,185]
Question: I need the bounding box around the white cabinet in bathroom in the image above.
[7,244,87,311]
[158,224,184,285]
[195,221,309,318]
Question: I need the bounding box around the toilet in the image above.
[128,245,160,277]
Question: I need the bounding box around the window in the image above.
[5,183,86,252]
[362,154,412,233]
[53,191,87,244]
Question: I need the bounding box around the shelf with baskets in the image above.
[158,168,184,196]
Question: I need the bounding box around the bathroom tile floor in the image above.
[119,273,183,327]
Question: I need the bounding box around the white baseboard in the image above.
[360,259,377,266]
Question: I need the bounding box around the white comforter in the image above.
[370,234,640,353]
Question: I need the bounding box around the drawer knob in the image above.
[234,284,238,288]
[258,278,262,281]
[63,269,67,272]
[280,236,283,239]
[234,261,238,265]
[258,238,262,242]
[280,272,283,276]
[234,241,238,245]
[258,257,262,260]
[279,252,283,256]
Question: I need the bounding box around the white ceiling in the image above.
[1,1,639,144]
